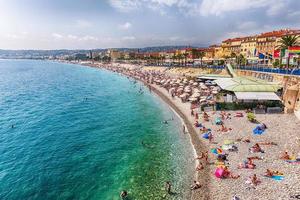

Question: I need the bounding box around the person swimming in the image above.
[165,181,172,194]
[120,190,128,199]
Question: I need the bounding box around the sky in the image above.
[0,0,300,50]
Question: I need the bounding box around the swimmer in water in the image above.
[120,190,128,199]
[163,120,168,124]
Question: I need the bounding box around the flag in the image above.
[273,49,280,58]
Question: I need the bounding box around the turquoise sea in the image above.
[0,60,195,200]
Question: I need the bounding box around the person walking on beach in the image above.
[182,124,186,134]
[165,181,172,194]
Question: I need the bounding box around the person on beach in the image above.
[190,181,201,190]
[196,162,204,171]
[265,169,274,177]
[222,166,240,179]
[182,124,186,134]
[195,112,199,120]
[196,152,205,160]
[249,143,264,153]
[204,151,209,164]
[250,174,261,186]
[191,109,194,116]
[208,132,213,143]
[280,151,291,160]
[203,112,209,121]
[165,181,172,194]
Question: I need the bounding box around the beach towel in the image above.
[253,126,265,135]
[286,160,300,164]
[211,148,223,155]
[215,117,223,125]
[271,175,284,181]
[224,140,234,145]
[202,132,211,139]
[214,167,224,178]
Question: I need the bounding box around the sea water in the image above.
[0,60,195,200]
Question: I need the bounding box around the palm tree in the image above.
[277,35,300,68]
[198,51,205,67]
[183,52,189,67]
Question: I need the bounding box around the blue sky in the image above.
[0,0,300,49]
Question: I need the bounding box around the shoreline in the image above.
[80,62,207,199]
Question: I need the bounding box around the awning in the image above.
[214,78,236,89]
[234,92,281,101]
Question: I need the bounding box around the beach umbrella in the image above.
[193,82,199,86]
[193,88,201,93]
[215,167,225,178]
[191,93,201,98]
[179,93,188,98]
[188,97,198,102]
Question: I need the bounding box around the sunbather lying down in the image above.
[246,174,261,186]
[249,143,264,153]
[190,181,201,190]
[264,169,283,177]
[238,158,256,169]
[257,141,277,146]
[280,151,291,160]
[217,124,232,132]
[196,162,204,171]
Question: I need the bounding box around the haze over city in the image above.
[1,0,300,49]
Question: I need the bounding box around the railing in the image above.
[236,66,300,76]
[143,63,300,76]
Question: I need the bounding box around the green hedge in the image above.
[216,101,283,111]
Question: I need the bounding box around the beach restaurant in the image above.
[197,67,282,113]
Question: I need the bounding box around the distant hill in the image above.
[0,45,203,59]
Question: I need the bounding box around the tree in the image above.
[277,35,300,68]
[183,52,189,66]
[198,51,205,67]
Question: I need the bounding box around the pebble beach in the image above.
[84,62,300,200]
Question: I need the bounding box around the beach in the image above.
[81,62,300,200]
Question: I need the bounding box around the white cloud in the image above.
[109,0,140,12]
[52,33,63,39]
[67,34,78,40]
[80,35,99,41]
[109,0,192,15]
[119,22,132,30]
[198,0,285,16]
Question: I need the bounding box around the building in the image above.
[240,36,258,61]
[108,49,121,61]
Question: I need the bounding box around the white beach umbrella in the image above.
[193,88,201,93]
[191,92,201,98]
[179,93,188,98]
[189,97,198,102]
